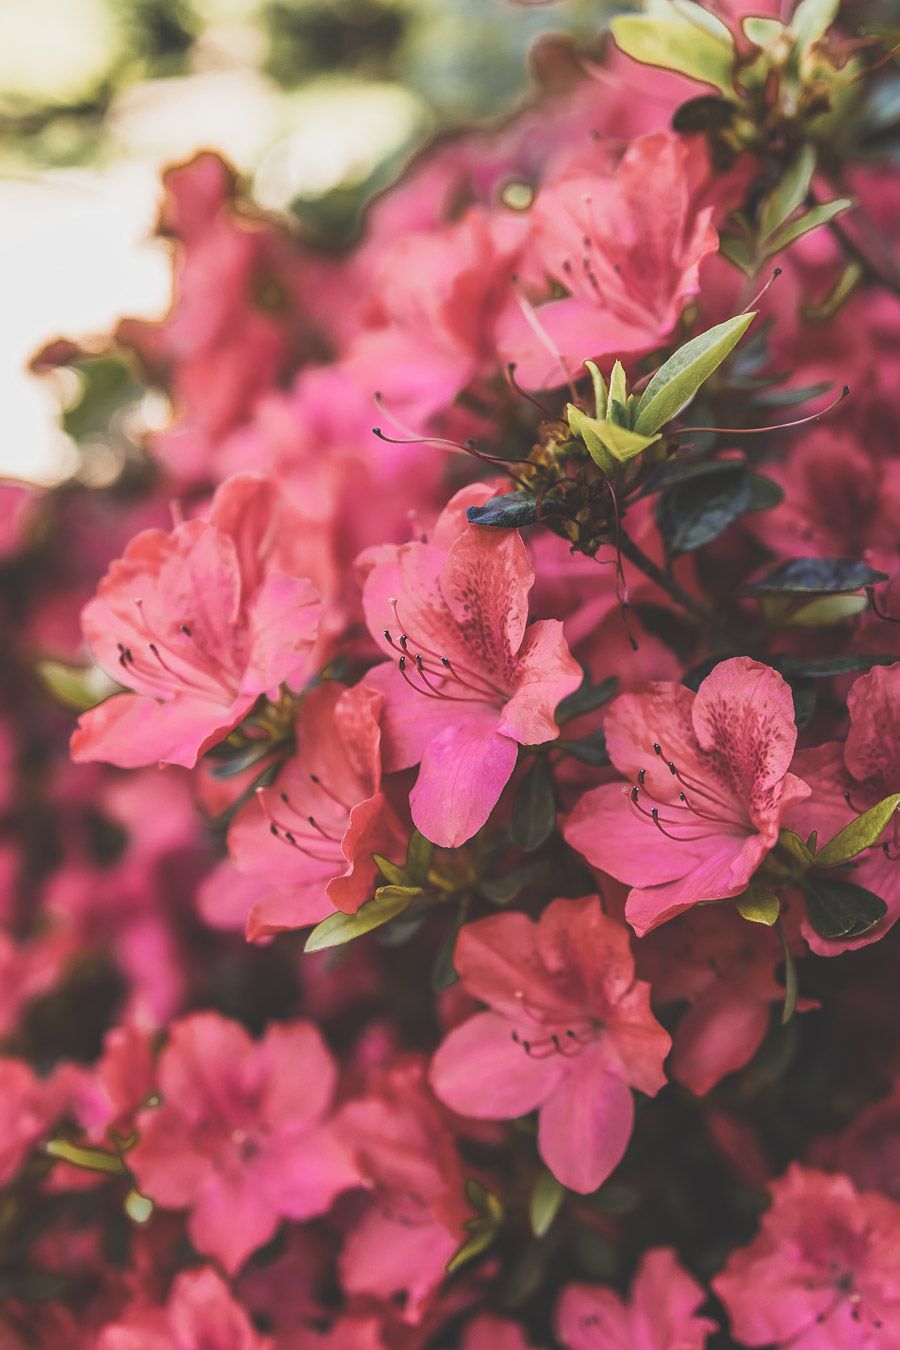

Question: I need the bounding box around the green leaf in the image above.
[35,660,118,714]
[556,675,618,724]
[584,359,607,417]
[760,145,816,238]
[790,0,839,50]
[432,909,467,990]
[778,829,815,867]
[657,464,752,555]
[737,886,781,925]
[567,406,660,469]
[557,731,610,767]
[372,854,406,886]
[124,1190,154,1224]
[467,492,538,529]
[765,199,853,254]
[776,919,798,1024]
[566,405,615,474]
[45,1139,128,1176]
[611,11,735,94]
[608,359,628,411]
[814,794,900,867]
[303,886,421,952]
[406,830,434,883]
[529,1169,566,1238]
[672,94,736,133]
[447,1181,504,1274]
[743,557,888,595]
[479,860,548,906]
[803,875,888,939]
[776,653,898,679]
[511,758,556,852]
[634,312,756,434]
[743,15,786,48]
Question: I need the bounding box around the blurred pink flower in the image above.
[557,1248,715,1349]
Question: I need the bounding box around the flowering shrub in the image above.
[2,2,900,1345]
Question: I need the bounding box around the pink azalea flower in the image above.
[461,1314,539,1349]
[71,474,321,770]
[713,1165,900,1347]
[96,1266,272,1350]
[639,905,798,1095]
[361,485,581,847]
[564,657,811,936]
[787,662,900,954]
[496,131,719,387]
[337,1055,470,1322]
[429,896,670,1193]
[556,1248,716,1349]
[220,681,406,938]
[129,1013,359,1273]
[0,1058,64,1186]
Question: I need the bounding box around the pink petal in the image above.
[670,989,770,1096]
[537,1050,634,1193]
[243,571,321,694]
[410,714,518,847]
[430,1011,567,1119]
[72,691,247,770]
[692,657,798,799]
[439,527,533,673]
[188,1168,280,1274]
[500,619,581,745]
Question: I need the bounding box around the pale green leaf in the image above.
[35,659,118,713]
[45,1139,127,1176]
[760,146,816,238]
[743,15,786,47]
[790,0,839,50]
[634,311,756,434]
[737,887,781,925]
[373,854,406,886]
[584,360,607,418]
[612,12,735,93]
[608,359,628,412]
[447,1181,504,1274]
[567,404,615,474]
[777,829,815,867]
[814,793,900,867]
[304,886,421,952]
[765,198,852,253]
[529,1169,566,1238]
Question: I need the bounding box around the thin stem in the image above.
[615,531,711,623]
[810,191,900,298]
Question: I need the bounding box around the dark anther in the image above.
[653,742,662,756]
[399,655,406,671]
[631,786,640,804]
[399,635,409,650]
[269,823,278,837]
[383,629,391,640]
[180,624,191,636]
[667,760,677,775]
[638,768,646,786]
[441,657,451,667]
[281,791,290,802]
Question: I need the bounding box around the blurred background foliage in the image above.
[0,0,611,485]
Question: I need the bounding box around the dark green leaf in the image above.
[672,94,736,132]
[467,492,538,529]
[373,854,406,886]
[511,758,556,852]
[557,731,610,767]
[775,653,897,679]
[777,919,798,1024]
[432,910,467,989]
[803,875,888,939]
[406,830,434,883]
[556,676,618,724]
[743,557,888,596]
[789,677,817,729]
[744,473,784,512]
[657,464,752,554]
[479,860,548,905]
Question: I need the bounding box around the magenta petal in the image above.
[537,1051,634,1193]
[670,990,770,1096]
[187,1169,280,1274]
[410,716,518,847]
[430,1012,566,1119]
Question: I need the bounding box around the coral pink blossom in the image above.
[497,130,719,387]
[96,1266,272,1350]
[713,1165,900,1347]
[362,485,581,847]
[787,662,900,954]
[337,1056,470,1321]
[129,1013,359,1273]
[219,681,405,938]
[430,896,670,1193]
[72,474,321,770]
[557,1248,715,1349]
[565,658,810,935]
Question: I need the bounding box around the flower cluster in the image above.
[1,1,900,1345]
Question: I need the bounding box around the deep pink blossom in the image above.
[72,474,321,769]
[557,1248,715,1349]
[496,131,719,387]
[430,896,670,1193]
[96,1266,272,1350]
[713,1165,900,1347]
[129,1013,359,1273]
[337,1056,470,1321]
[565,658,811,935]
[214,681,405,938]
[362,485,580,847]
